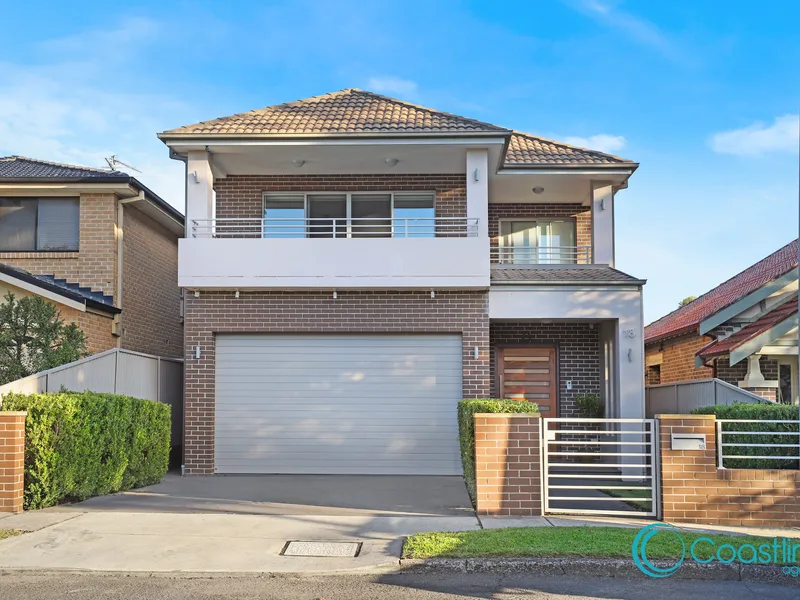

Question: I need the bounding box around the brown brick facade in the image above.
[0,194,182,359]
[183,290,490,474]
[659,415,800,527]
[0,194,118,297]
[120,206,182,357]
[474,413,542,516]
[0,411,26,513]
[488,203,592,261]
[490,322,601,417]
[645,333,713,384]
[214,174,466,221]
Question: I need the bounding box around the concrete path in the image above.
[0,510,480,572]
[0,474,479,573]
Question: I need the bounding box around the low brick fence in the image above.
[0,411,26,513]
[474,413,542,516]
[659,414,800,527]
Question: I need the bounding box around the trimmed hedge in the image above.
[458,399,539,502]
[692,403,800,469]
[1,392,171,509]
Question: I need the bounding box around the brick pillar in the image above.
[657,414,716,523]
[0,412,26,513]
[474,413,542,516]
[741,387,778,402]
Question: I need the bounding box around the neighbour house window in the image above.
[498,219,577,264]
[262,192,435,238]
[0,198,80,252]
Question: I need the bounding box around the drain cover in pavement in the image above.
[282,541,362,557]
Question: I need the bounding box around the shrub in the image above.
[1,391,171,509]
[692,403,800,469]
[458,399,539,502]
[575,393,604,418]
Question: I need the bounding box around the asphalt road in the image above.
[1,572,798,599]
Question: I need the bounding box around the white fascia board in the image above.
[730,313,800,366]
[490,284,643,292]
[699,268,799,335]
[0,272,86,312]
[166,136,509,151]
[496,168,635,176]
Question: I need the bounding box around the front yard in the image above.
[403,526,777,560]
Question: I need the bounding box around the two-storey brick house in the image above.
[159,89,646,475]
[0,156,184,358]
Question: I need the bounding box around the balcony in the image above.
[490,245,592,265]
[179,217,489,289]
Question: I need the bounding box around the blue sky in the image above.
[1,0,797,323]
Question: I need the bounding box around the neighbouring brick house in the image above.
[645,239,798,403]
[0,156,184,358]
[158,88,647,475]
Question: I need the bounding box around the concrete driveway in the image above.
[0,475,479,573]
[66,474,476,516]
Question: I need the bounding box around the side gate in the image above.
[541,418,660,518]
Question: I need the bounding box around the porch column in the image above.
[186,151,215,238]
[591,182,614,266]
[739,355,779,401]
[466,149,489,238]
[616,295,646,420]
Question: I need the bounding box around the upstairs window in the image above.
[0,198,80,252]
[262,192,435,238]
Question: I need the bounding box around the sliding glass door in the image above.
[498,220,577,264]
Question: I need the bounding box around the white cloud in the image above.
[564,0,682,62]
[0,19,193,211]
[366,77,419,97]
[709,115,800,157]
[564,134,627,154]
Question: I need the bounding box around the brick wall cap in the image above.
[473,412,542,418]
[656,414,715,420]
[0,411,28,417]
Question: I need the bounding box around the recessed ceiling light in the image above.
[385,158,399,167]
[532,187,544,195]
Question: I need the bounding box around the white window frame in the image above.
[777,356,798,406]
[497,217,578,264]
[262,191,436,238]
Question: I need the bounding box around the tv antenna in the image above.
[105,155,141,173]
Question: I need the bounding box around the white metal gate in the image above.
[542,418,660,518]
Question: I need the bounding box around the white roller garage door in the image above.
[214,334,463,474]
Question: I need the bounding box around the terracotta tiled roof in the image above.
[160,89,509,136]
[491,266,644,284]
[696,298,797,362]
[504,132,634,166]
[645,239,799,344]
[159,89,636,167]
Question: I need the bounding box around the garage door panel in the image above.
[215,334,463,475]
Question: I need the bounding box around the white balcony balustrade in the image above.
[191,217,479,239]
[490,245,592,265]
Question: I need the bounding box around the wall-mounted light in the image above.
[532,187,544,195]
[332,290,337,300]
[473,346,480,360]
[600,198,606,211]
[189,171,199,184]
[431,290,436,299]
[385,158,399,167]
[292,159,306,167]
[473,168,480,182]
[235,290,240,299]
[628,348,633,362]
[193,290,200,298]
[195,346,201,359]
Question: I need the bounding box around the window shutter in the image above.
[37,198,79,251]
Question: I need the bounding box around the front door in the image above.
[497,346,558,415]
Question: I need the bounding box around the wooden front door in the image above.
[497,346,558,415]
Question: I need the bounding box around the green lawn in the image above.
[0,530,22,541]
[403,526,778,560]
